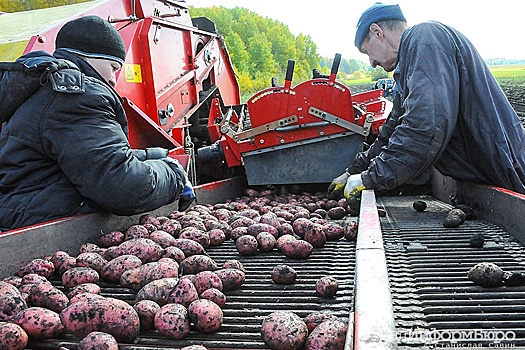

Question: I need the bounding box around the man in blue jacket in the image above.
[0,15,194,230]
[329,2,525,199]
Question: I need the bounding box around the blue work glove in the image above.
[178,180,196,211]
[344,173,366,200]
[327,172,350,199]
[161,157,196,211]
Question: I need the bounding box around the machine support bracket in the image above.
[221,115,299,142]
[308,106,372,136]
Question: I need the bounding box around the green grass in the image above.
[489,64,525,79]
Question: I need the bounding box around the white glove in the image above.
[344,173,366,199]
[327,172,350,198]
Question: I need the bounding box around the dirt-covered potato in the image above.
[236,235,259,256]
[28,281,69,313]
[272,264,297,285]
[0,281,28,322]
[100,254,143,283]
[443,208,466,228]
[180,255,219,275]
[135,277,180,306]
[173,238,206,257]
[412,200,427,212]
[261,311,308,350]
[167,278,199,307]
[62,267,100,290]
[78,331,119,350]
[154,303,190,340]
[0,322,28,350]
[305,318,347,350]
[222,259,246,272]
[215,268,246,291]
[16,258,55,278]
[322,223,344,240]
[303,312,340,333]
[193,271,223,295]
[97,231,125,248]
[303,223,326,248]
[208,229,227,246]
[188,299,223,333]
[327,207,346,220]
[179,228,210,248]
[133,300,160,331]
[75,252,108,273]
[469,234,485,248]
[125,224,150,240]
[60,296,140,342]
[15,307,65,340]
[257,232,277,252]
[343,221,358,241]
[315,276,339,297]
[467,262,504,287]
[68,283,101,300]
[114,238,164,263]
[149,230,177,248]
[200,288,227,308]
[120,260,179,291]
[281,239,313,259]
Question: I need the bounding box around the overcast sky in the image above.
[188,0,524,62]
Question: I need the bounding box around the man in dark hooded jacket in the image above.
[0,15,193,230]
[328,2,525,199]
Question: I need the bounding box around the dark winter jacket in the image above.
[349,21,525,194]
[0,49,185,230]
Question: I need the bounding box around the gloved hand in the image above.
[344,173,366,200]
[161,157,196,211]
[327,172,350,199]
[178,180,195,211]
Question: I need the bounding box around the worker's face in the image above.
[85,57,122,87]
[360,25,398,72]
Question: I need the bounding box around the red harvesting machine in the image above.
[2,0,392,186]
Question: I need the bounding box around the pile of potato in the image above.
[0,185,355,349]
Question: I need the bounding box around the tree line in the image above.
[189,6,379,94]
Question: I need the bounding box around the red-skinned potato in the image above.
[281,239,313,259]
[15,307,65,340]
[305,318,347,349]
[315,276,339,298]
[135,277,180,306]
[188,299,223,333]
[272,264,297,285]
[133,300,160,330]
[68,283,101,299]
[303,312,340,333]
[0,322,28,350]
[100,254,143,283]
[162,246,186,263]
[16,258,54,278]
[167,278,199,307]
[62,267,99,290]
[215,268,246,291]
[257,232,277,252]
[236,235,258,256]
[154,303,191,340]
[193,271,223,295]
[114,238,164,263]
[180,255,219,275]
[78,331,119,350]
[60,296,140,342]
[173,238,206,257]
[97,231,125,248]
[28,282,69,313]
[200,288,227,308]
[222,259,246,272]
[261,311,308,350]
[75,252,107,273]
[0,281,27,322]
[120,260,179,291]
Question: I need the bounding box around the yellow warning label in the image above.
[124,64,142,83]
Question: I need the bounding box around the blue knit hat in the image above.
[354,2,406,49]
